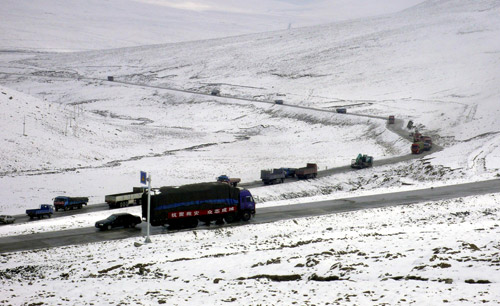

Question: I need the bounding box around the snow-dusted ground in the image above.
[1,0,500,304]
[1,194,499,305]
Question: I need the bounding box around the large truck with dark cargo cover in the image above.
[142,182,255,228]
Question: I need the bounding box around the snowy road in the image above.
[1,178,498,254]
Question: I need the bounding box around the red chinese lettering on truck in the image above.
[168,206,236,219]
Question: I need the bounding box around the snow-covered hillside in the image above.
[1,0,499,213]
[0,0,423,52]
[1,0,500,304]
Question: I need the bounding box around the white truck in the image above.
[105,187,147,209]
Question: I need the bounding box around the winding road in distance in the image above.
[0,71,457,254]
[1,178,499,254]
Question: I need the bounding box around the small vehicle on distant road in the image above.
[95,213,142,231]
[336,108,347,114]
[0,215,15,224]
[217,175,241,187]
[211,89,220,96]
[351,154,373,169]
[274,99,284,105]
[388,116,395,124]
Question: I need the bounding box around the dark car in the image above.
[274,99,284,104]
[336,108,347,114]
[211,89,220,96]
[95,213,141,230]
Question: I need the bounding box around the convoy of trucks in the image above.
[105,187,147,209]
[26,204,54,219]
[2,112,435,237]
[53,196,89,211]
[142,182,255,228]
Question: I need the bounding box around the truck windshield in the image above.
[245,196,255,204]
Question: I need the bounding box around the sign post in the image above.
[141,171,152,243]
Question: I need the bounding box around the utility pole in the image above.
[23,116,27,136]
[141,171,152,244]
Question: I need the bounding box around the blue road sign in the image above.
[140,171,147,184]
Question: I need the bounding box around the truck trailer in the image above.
[105,187,147,209]
[260,169,286,185]
[142,182,255,228]
[295,163,318,179]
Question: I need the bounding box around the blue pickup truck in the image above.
[26,204,54,219]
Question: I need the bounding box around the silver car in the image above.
[0,215,15,224]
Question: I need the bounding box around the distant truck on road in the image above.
[280,167,297,178]
[411,142,425,154]
[143,182,256,228]
[26,204,54,219]
[295,163,318,179]
[53,196,89,211]
[105,187,147,209]
[217,175,241,187]
[388,116,395,124]
[351,154,373,169]
[422,136,433,151]
[261,169,286,185]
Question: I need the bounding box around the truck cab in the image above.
[239,189,256,220]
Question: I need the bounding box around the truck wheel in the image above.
[281,178,284,183]
[241,211,251,222]
[48,214,52,218]
[78,204,82,209]
[224,214,236,223]
[187,218,198,228]
[64,206,69,211]
[130,223,136,228]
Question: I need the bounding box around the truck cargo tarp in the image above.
[142,183,239,221]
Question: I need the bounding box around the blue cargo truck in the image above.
[142,182,255,228]
[53,196,89,211]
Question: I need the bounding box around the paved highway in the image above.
[1,179,499,254]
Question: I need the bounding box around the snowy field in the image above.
[1,0,500,304]
[1,194,499,305]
